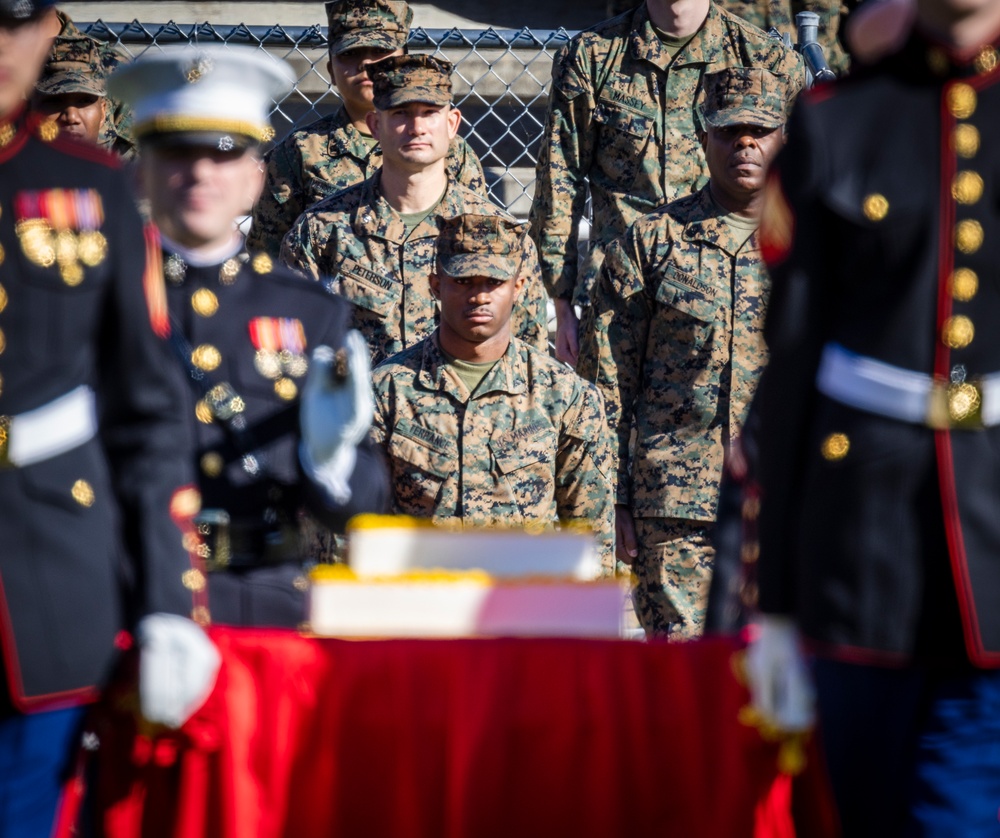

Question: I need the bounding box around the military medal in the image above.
[249,317,308,382]
[13,189,106,285]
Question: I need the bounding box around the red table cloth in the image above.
[86,630,837,838]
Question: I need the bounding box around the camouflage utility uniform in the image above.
[57,11,134,158]
[372,333,615,565]
[281,173,550,365]
[578,185,770,635]
[529,2,802,304]
[247,107,487,257]
[714,0,850,75]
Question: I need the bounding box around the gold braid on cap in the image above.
[135,116,272,143]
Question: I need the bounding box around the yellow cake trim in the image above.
[347,513,594,536]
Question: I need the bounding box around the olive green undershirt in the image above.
[654,27,695,60]
[399,188,447,240]
[440,346,499,399]
[709,192,759,249]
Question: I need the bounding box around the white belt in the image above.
[816,343,1000,429]
[0,386,98,467]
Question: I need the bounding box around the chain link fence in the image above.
[81,21,578,218]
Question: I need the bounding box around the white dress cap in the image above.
[108,44,295,146]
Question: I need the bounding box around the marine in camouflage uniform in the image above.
[529,0,803,361]
[247,0,487,258]
[31,37,128,154]
[281,54,548,366]
[577,68,792,637]
[54,9,134,158]
[372,214,615,566]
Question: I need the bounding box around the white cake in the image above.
[307,516,627,638]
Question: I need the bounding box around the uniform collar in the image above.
[326,105,380,162]
[630,2,722,71]
[681,184,759,256]
[417,332,527,400]
[351,172,461,244]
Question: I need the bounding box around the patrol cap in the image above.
[700,68,790,130]
[107,45,295,150]
[368,54,452,110]
[436,214,527,281]
[0,0,56,23]
[326,0,412,56]
[35,37,106,98]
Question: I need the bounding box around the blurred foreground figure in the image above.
[0,2,209,834]
[110,45,388,628]
[746,0,1000,832]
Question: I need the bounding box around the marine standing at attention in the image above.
[372,214,615,566]
[247,0,487,258]
[530,0,803,365]
[578,67,792,638]
[0,2,213,833]
[109,45,389,628]
[281,54,549,366]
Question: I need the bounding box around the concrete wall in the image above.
[59,1,617,30]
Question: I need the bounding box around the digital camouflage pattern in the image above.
[368,54,453,109]
[436,213,526,280]
[700,66,789,127]
[57,12,135,159]
[246,106,487,257]
[713,0,850,75]
[280,173,549,366]
[577,185,770,634]
[371,333,615,567]
[36,36,106,97]
[326,0,412,55]
[578,184,769,517]
[632,517,716,638]
[529,2,803,304]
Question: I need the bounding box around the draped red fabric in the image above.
[86,630,837,838]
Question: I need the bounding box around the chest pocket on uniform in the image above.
[593,101,653,194]
[653,265,720,352]
[490,427,557,521]
[338,268,401,320]
[388,419,456,517]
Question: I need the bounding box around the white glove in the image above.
[745,615,816,733]
[299,331,374,504]
[137,613,221,729]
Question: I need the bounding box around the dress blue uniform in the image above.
[0,95,199,838]
[753,29,1000,835]
[108,45,390,629]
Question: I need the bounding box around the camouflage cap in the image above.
[325,0,412,56]
[0,0,56,23]
[700,68,790,130]
[368,54,452,110]
[436,214,527,281]
[35,37,106,98]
